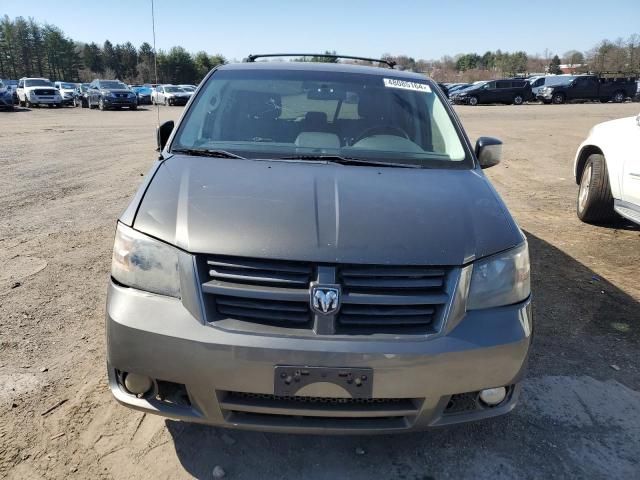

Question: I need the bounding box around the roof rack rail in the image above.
[244,53,396,69]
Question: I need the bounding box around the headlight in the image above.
[467,242,530,310]
[111,223,181,298]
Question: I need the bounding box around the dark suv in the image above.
[455,79,532,106]
[106,56,532,433]
[87,79,137,110]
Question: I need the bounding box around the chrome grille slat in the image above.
[338,315,433,326]
[216,297,309,312]
[339,277,443,289]
[209,269,309,286]
[207,259,310,274]
[217,305,310,324]
[340,267,446,277]
[341,305,435,316]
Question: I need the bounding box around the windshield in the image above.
[165,86,182,92]
[60,82,75,89]
[25,79,52,87]
[99,81,126,89]
[180,86,195,92]
[172,68,469,167]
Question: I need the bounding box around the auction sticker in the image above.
[383,78,431,93]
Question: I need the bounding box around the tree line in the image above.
[0,15,225,84]
[0,15,638,84]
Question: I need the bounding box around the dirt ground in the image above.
[1,102,639,480]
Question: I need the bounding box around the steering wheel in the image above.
[353,125,410,144]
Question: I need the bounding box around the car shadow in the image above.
[165,231,639,479]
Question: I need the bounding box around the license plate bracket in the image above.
[274,366,373,398]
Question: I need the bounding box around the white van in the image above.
[529,75,575,99]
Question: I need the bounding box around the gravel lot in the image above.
[1,102,639,479]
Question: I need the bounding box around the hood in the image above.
[132,156,522,265]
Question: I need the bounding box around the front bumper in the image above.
[106,281,532,434]
[28,96,61,104]
[166,96,189,106]
[103,97,137,107]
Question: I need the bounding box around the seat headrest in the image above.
[304,111,328,125]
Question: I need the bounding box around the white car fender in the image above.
[574,117,637,200]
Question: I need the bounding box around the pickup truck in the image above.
[539,75,637,104]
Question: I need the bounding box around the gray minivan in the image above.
[106,56,532,433]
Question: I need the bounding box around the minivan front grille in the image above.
[337,265,448,334]
[199,256,453,335]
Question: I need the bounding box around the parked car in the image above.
[16,77,62,107]
[87,79,138,110]
[529,75,575,100]
[539,75,637,104]
[0,80,14,111]
[152,84,192,106]
[574,112,640,225]
[446,83,471,98]
[131,85,153,105]
[178,84,197,92]
[73,83,91,107]
[54,81,78,106]
[1,79,18,104]
[106,58,532,433]
[454,79,532,105]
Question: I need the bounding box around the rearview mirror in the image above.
[157,120,174,152]
[475,137,502,169]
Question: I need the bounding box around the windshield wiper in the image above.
[278,154,420,168]
[171,148,246,159]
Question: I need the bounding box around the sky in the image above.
[3,0,640,61]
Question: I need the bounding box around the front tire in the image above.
[513,95,524,105]
[99,98,106,111]
[552,93,565,104]
[577,154,615,224]
[612,91,626,103]
[468,96,478,106]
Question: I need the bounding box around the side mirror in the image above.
[475,137,502,169]
[157,120,174,151]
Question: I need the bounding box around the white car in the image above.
[151,85,192,106]
[529,75,575,99]
[574,112,640,225]
[54,81,78,106]
[17,77,62,108]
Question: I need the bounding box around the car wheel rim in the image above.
[615,93,623,102]
[515,96,522,104]
[470,98,477,105]
[578,164,592,211]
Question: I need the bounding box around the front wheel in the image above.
[99,98,106,111]
[577,154,615,224]
[612,91,626,103]
[468,96,478,106]
[130,104,137,110]
[513,95,524,105]
[552,93,565,104]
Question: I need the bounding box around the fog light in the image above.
[123,372,153,396]
[479,387,506,406]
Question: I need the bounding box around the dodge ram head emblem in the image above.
[310,285,340,315]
